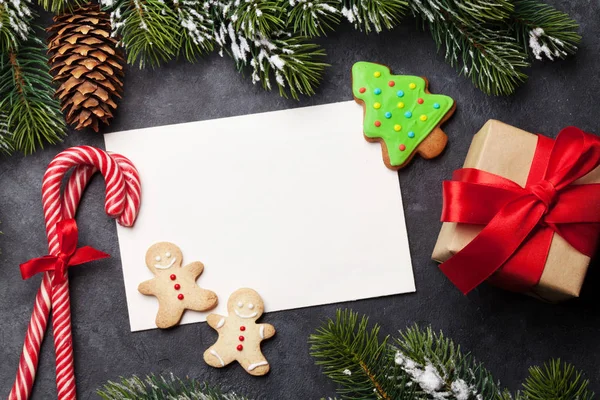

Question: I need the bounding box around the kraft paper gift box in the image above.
[432,120,600,302]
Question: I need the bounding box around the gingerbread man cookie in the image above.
[138,242,218,329]
[203,288,275,376]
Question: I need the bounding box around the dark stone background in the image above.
[1,1,599,398]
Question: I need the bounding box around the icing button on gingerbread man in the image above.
[138,242,218,329]
[204,288,275,376]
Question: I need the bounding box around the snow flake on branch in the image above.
[528,27,567,61]
[394,351,483,400]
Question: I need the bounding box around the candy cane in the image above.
[9,146,141,400]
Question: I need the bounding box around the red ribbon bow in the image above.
[439,126,600,294]
[20,219,110,285]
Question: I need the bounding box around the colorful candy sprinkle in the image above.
[174,284,181,290]
[359,87,366,93]
[404,111,412,118]
[237,344,243,351]
[433,103,440,109]
[374,102,381,109]
[397,102,405,108]
[394,125,402,132]
[409,83,416,89]
[177,294,184,300]
[374,88,382,95]
[385,112,392,119]
[374,120,381,127]
[397,90,404,97]
[417,98,424,104]
[388,81,395,87]
[374,71,381,78]
[399,144,406,151]
[420,115,427,121]
[408,131,415,138]
[170,274,176,281]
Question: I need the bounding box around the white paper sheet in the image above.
[104,101,415,332]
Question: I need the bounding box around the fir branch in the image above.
[522,359,594,400]
[0,34,66,155]
[287,0,340,37]
[309,309,414,400]
[172,0,215,61]
[394,325,502,399]
[232,0,285,37]
[0,0,32,51]
[410,1,529,95]
[104,0,180,68]
[340,0,408,34]
[510,0,580,61]
[98,374,251,400]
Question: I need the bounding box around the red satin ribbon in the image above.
[439,126,600,294]
[20,219,110,285]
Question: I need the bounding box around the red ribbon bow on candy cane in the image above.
[439,126,600,294]
[20,219,109,285]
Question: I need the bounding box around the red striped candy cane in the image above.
[9,146,141,400]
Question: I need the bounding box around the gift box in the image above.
[432,120,600,302]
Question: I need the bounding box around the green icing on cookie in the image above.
[352,61,454,167]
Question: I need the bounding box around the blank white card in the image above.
[104,101,415,332]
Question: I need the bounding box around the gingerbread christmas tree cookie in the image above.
[138,242,218,329]
[352,61,455,170]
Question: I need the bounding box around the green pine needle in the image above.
[510,0,581,61]
[454,0,514,23]
[309,309,414,400]
[112,0,181,68]
[522,359,594,400]
[232,0,285,37]
[97,374,251,400]
[37,0,87,14]
[287,0,340,37]
[341,0,408,34]
[0,35,66,155]
[0,111,13,155]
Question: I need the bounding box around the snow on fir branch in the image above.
[0,0,31,50]
[95,0,580,100]
[310,310,595,400]
[0,0,584,156]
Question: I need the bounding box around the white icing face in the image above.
[154,253,177,270]
[146,242,184,273]
[228,289,264,320]
[234,308,258,319]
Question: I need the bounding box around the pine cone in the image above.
[47,5,124,132]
